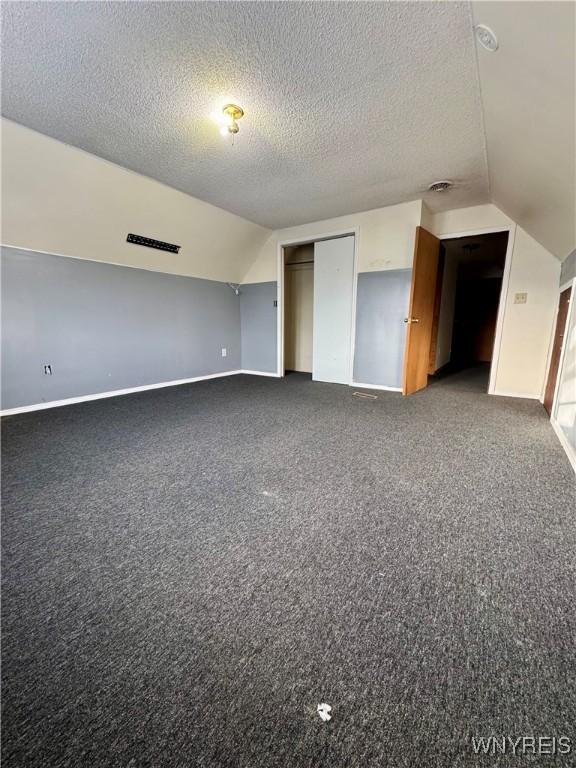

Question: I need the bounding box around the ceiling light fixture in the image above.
[474,24,498,52]
[219,103,244,144]
[428,180,453,193]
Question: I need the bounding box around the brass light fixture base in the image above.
[222,104,244,121]
[220,103,245,142]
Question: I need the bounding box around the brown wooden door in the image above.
[543,286,572,414]
[403,226,441,395]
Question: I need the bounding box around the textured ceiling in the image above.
[472,2,575,259]
[1,1,490,229]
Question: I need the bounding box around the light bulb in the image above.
[214,103,243,142]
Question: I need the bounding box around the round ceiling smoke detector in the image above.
[475,24,498,52]
[428,180,453,193]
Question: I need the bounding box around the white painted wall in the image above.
[1,119,270,283]
[242,199,423,283]
[3,120,561,402]
[247,200,559,399]
[430,204,561,398]
[561,250,576,286]
[553,282,576,459]
[430,203,512,235]
[420,202,435,233]
[495,228,560,397]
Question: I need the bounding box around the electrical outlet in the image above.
[514,292,528,304]
[221,348,227,358]
[44,364,52,375]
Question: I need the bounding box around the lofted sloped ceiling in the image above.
[1,1,574,258]
[0,1,489,228]
[472,1,575,259]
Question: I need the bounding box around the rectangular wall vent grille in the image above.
[127,233,180,253]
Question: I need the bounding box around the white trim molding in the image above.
[0,370,244,416]
[541,279,573,403]
[491,390,540,400]
[548,277,576,474]
[0,369,288,416]
[351,382,402,392]
[551,419,576,474]
[549,278,575,418]
[438,224,516,397]
[239,369,281,377]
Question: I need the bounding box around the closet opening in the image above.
[279,233,356,384]
[283,243,315,377]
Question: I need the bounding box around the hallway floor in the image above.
[428,361,491,393]
[2,372,575,767]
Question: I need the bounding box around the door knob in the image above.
[404,317,420,324]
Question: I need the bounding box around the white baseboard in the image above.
[0,368,287,416]
[239,369,282,377]
[550,418,576,474]
[351,381,402,392]
[492,390,540,400]
[0,370,243,416]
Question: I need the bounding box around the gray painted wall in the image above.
[353,269,412,388]
[240,282,277,373]
[1,247,241,409]
[561,250,576,285]
[2,250,417,409]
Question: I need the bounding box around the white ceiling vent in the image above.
[428,180,453,193]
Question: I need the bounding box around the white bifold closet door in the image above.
[313,235,355,384]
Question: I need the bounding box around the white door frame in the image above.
[276,228,359,381]
[541,278,574,403]
[437,224,516,396]
[550,277,575,418]
[549,277,576,472]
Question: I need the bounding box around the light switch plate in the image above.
[514,292,528,304]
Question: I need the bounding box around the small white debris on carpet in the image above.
[317,703,332,722]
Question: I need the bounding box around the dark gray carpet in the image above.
[2,372,575,767]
